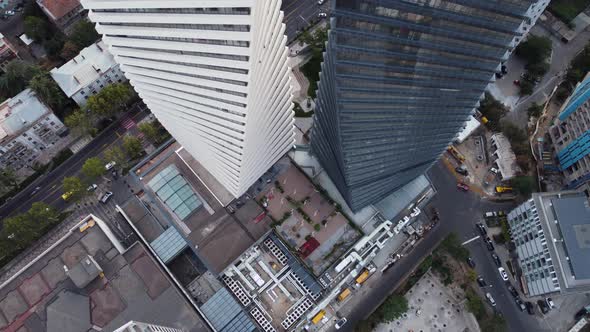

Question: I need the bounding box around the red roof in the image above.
[38,0,81,20]
[299,237,320,259]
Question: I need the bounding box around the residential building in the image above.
[550,73,590,192]
[81,0,295,199]
[490,133,520,181]
[50,40,126,106]
[0,214,210,331]
[311,0,550,211]
[0,32,18,72]
[0,89,68,173]
[508,191,590,297]
[36,0,87,34]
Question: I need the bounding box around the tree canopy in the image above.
[0,203,60,252]
[515,36,552,66]
[0,168,18,191]
[62,176,84,200]
[86,83,133,117]
[29,72,66,110]
[138,121,160,143]
[69,20,100,49]
[511,176,536,197]
[0,60,42,98]
[64,109,92,136]
[104,146,127,169]
[377,294,409,323]
[478,93,507,132]
[123,136,143,159]
[23,16,48,42]
[82,157,105,179]
[526,103,543,118]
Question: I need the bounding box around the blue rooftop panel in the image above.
[559,75,590,121]
[150,227,188,264]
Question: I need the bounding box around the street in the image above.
[0,104,149,220]
[282,0,329,42]
[338,160,546,332]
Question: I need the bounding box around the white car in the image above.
[105,161,116,170]
[486,293,496,306]
[498,267,509,281]
[546,298,555,309]
[318,0,325,4]
[87,184,98,191]
[318,12,327,18]
[335,318,347,330]
[490,167,499,174]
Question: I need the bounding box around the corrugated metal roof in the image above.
[150,227,188,264]
[201,288,256,332]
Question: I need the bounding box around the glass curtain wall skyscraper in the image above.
[81,0,294,198]
[312,0,545,211]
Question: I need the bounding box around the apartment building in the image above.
[0,32,18,72]
[36,0,87,33]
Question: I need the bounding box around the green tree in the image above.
[0,168,19,190]
[27,202,59,225]
[43,34,65,60]
[480,313,507,332]
[0,60,42,97]
[519,80,534,95]
[60,40,80,60]
[69,20,100,49]
[501,122,527,144]
[23,16,49,42]
[2,214,37,250]
[138,121,160,143]
[515,36,552,65]
[526,103,543,118]
[465,288,485,320]
[123,136,143,159]
[478,93,507,131]
[64,109,93,135]
[377,294,409,323]
[82,157,105,179]
[441,233,470,261]
[62,176,84,200]
[86,83,133,117]
[104,146,127,168]
[29,72,66,109]
[511,176,536,197]
[466,269,477,282]
[526,61,549,78]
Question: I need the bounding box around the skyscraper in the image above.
[81,0,294,198]
[312,0,548,211]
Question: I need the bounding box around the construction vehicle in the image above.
[338,288,351,302]
[447,146,465,163]
[355,269,370,286]
[495,186,513,193]
[311,310,326,324]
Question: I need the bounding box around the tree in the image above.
[29,72,66,109]
[466,269,477,282]
[62,176,84,200]
[86,83,133,117]
[441,233,470,261]
[123,136,143,159]
[501,122,527,144]
[519,80,534,95]
[480,313,507,332]
[61,40,80,60]
[65,109,93,135]
[82,157,105,179]
[43,34,65,60]
[1,202,57,250]
[515,36,552,65]
[138,121,160,143]
[526,103,543,118]
[465,289,485,320]
[27,202,59,225]
[0,168,19,190]
[511,176,535,197]
[526,61,549,78]
[377,294,408,323]
[23,16,49,42]
[69,20,99,49]
[478,93,507,131]
[104,146,127,168]
[0,60,42,97]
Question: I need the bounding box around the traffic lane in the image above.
[283,0,323,41]
[0,108,148,217]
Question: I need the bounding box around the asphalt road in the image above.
[0,104,148,220]
[282,0,329,42]
[338,160,544,332]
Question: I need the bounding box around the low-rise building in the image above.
[550,73,590,192]
[490,133,520,181]
[0,89,68,173]
[508,191,590,297]
[51,40,125,106]
[36,0,87,34]
[0,32,18,72]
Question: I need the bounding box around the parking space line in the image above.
[462,236,480,246]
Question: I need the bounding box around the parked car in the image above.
[485,237,495,251]
[513,79,520,86]
[537,300,549,314]
[87,184,98,191]
[486,293,496,307]
[575,308,588,320]
[515,297,526,311]
[507,284,518,298]
[491,253,501,267]
[477,276,487,287]
[456,182,469,191]
[525,301,535,315]
[318,12,327,18]
[334,318,347,330]
[61,191,73,201]
[498,267,509,281]
[476,223,487,236]
[4,10,14,16]
[546,298,555,309]
[105,161,116,170]
[495,72,503,79]
[501,65,508,74]
[490,167,499,174]
[455,166,468,175]
[100,191,113,204]
[318,0,325,4]
[467,257,476,268]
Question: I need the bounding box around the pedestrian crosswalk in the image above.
[121,117,135,130]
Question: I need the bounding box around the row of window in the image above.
[102,22,250,32]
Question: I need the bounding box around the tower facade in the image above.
[312,0,547,211]
[81,0,294,197]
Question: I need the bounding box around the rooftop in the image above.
[36,0,81,20]
[124,141,273,275]
[0,214,208,332]
[0,89,51,141]
[50,40,118,97]
[490,133,520,180]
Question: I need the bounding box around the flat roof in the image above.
[127,141,272,275]
[552,195,590,279]
[0,215,208,331]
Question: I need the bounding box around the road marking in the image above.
[462,236,480,246]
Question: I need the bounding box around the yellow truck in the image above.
[311,310,326,324]
[495,186,513,194]
[355,269,370,285]
[338,288,351,302]
[447,146,465,163]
